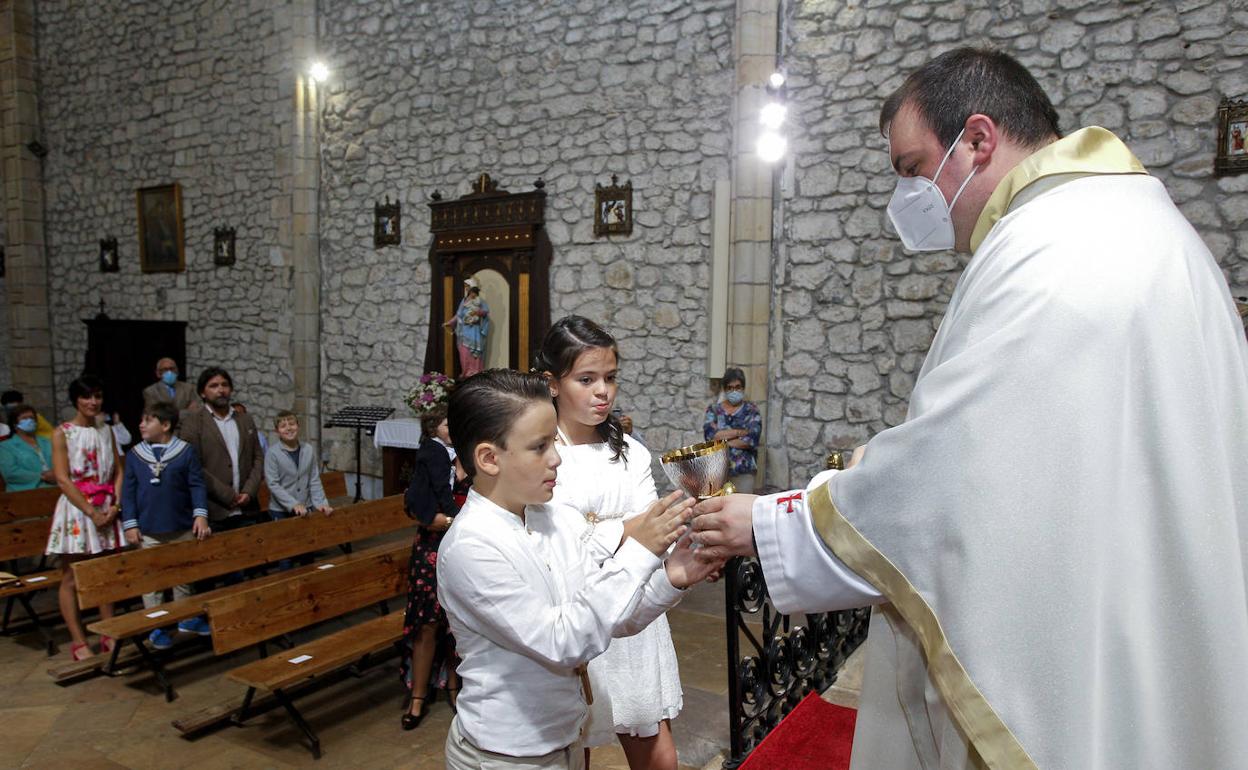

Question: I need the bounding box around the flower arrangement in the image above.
[404,372,455,416]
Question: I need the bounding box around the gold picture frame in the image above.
[593,174,633,237]
[1215,97,1248,177]
[136,183,185,273]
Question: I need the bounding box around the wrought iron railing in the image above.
[723,555,870,768]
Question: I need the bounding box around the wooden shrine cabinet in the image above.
[424,174,552,376]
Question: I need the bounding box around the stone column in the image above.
[729,0,779,486]
[287,2,321,447]
[0,0,54,416]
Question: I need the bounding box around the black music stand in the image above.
[324,406,394,502]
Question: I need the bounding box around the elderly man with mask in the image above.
[693,47,1248,769]
[142,357,197,413]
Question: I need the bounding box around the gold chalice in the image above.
[660,440,736,502]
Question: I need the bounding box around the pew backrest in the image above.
[72,494,409,609]
[206,542,407,655]
[0,487,61,524]
[0,516,53,561]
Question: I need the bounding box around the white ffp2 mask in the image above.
[886,128,978,252]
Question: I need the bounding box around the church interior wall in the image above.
[35,1,300,422]
[771,0,1248,487]
[315,0,736,473]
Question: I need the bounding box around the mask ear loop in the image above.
[930,127,967,184]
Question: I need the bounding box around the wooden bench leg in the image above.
[233,686,257,724]
[102,637,124,675]
[2,596,14,634]
[17,594,58,656]
[274,688,321,760]
[132,637,177,702]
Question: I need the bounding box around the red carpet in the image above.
[738,692,857,770]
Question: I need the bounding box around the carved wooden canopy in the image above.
[424,173,552,376]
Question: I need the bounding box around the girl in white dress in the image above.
[45,376,124,661]
[536,316,683,770]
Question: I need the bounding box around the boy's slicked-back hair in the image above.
[534,315,628,463]
[879,47,1061,151]
[448,369,551,479]
[274,409,298,427]
[143,401,179,431]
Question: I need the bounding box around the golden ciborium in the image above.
[660,440,736,501]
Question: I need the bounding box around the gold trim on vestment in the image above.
[970,126,1148,253]
[808,482,1039,770]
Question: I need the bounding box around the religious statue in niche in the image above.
[593,174,633,237]
[213,227,236,266]
[1215,97,1248,176]
[99,237,119,273]
[443,275,491,377]
[375,196,401,247]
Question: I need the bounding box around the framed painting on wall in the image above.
[1215,97,1248,176]
[137,183,185,273]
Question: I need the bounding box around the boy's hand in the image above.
[125,528,141,546]
[665,536,725,589]
[192,518,212,540]
[292,504,308,516]
[628,490,693,556]
[233,493,251,507]
[316,504,333,516]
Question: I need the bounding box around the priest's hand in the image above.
[691,493,759,561]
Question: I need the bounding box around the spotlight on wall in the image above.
[756,132,787,163]
[760,102,786,129]
[309,61,329,83]
[768,71,786,90]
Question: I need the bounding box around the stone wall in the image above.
[0,213,9,390]
[770,0,1248,487]
[316,0,737,474]
[35,1,301,424]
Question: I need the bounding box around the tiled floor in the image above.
[1,561,739,770]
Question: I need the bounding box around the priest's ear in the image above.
[962,113,999,167]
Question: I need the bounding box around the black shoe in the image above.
[401,698,428,730]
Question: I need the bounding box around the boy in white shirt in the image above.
[437,369,721,769]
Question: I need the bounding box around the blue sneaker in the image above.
[148,629,173,650]
[177,616,211,636]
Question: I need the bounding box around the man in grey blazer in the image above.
[142,357,197,413]
[177,366,265,530]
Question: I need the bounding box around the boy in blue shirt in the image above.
[121,402,212,649]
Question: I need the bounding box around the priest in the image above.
[692,47,1248,769]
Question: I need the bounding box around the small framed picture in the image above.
[99,237,119,273]
[375,196,401,247]
[1215,97,1248,176]
[594,174,633,237]
[136,183,185,273]
[214,227,236,266]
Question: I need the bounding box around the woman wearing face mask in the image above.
[0,404,56,491]
[702,368,762,494]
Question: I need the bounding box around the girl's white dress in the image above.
[553,432,683,745]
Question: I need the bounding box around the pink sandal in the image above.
[70,642,95,661]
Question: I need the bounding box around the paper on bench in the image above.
[289,654,313,664]
[25,576,48,583]
[146,609,169,618]
[317,563,336,570]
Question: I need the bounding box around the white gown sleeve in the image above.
[752,469,884,615]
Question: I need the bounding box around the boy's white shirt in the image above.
[437,488,684,757]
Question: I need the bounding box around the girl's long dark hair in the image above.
[534,315,628,464]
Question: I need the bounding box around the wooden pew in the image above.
[0,508,60,655]
[56,495,410,696]
[255,470,349,513]
[0,486,61,523]
[198,546,408,758]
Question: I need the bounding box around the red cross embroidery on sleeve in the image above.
[777,492,803,513]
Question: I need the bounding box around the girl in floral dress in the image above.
[45,376,125,661]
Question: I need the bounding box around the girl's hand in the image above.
[628,490,693,556]
[665,536,725,589]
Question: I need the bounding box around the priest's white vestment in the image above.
[754,128,1248,769]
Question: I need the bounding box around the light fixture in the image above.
[309,61,329,83]
[760,102,786,129]
[768,71,786,89]
[756,132,787,163]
